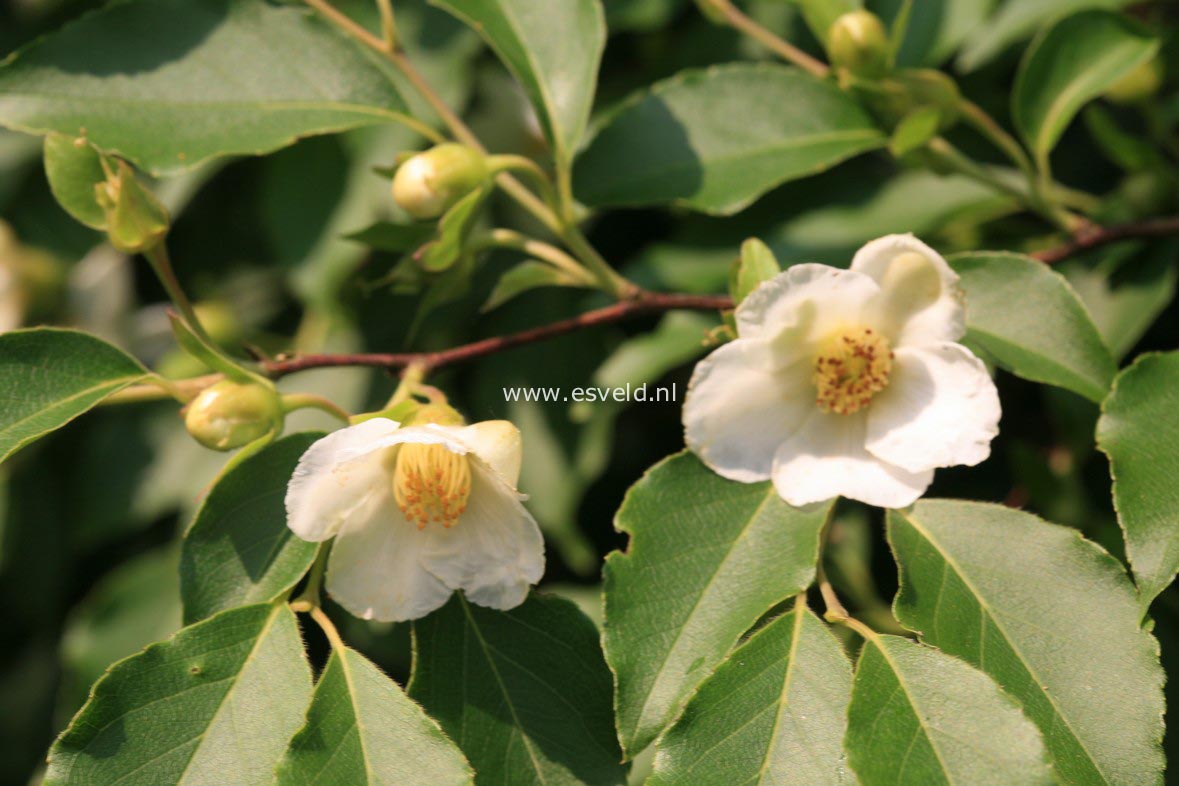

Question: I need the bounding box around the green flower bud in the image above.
[392,144,489,220]
[828,11,890,79]
[857,68,961,132]
[184,380,282,451]
[1105,57,1164,105]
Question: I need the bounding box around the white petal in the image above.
[850,234,964,346]
[772,411,933,508]
[683,338,813,483]
[735,263,881,345]
[456,420,523,487]
[419,463,544,611]
[285,418,402,542]
[865,342,1001,473]
[325,494,453,622]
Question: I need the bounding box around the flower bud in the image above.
[828,11,890,79]
[184,380,282,451]
[857,68,961,132]
[392,144,489,220]
[1105,57,1164,105]
[403,401,466,427]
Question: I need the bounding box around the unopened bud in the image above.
[392,144,489,220]
[828,11,890,79]
[184,380,282,451]
[403,401,466,427]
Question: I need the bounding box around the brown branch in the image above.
[263,293,733,378]
[1031,216,1179,264]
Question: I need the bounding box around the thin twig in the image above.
[1031,215,1179,264]
[701,0,829,78]
[264,293,732,377]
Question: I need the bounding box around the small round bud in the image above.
[391,144,489,220]
[404,401,466,427]
[1105,57,1164,105]
[828,11,890,79]
[184,380,282,451]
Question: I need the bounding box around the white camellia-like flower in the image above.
[684,234,1000,508]
[285,416,544,622]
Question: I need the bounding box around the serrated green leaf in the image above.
[1013,10,1158,167]
[430,0,604,170]
[1098,352,1179,617]
[0,328,148,464]
[180,433,322,624]
[46,603,313,786]
[276,645,473,786]
[846,633,1053,785]
[43,133,109,230]
[888,500,1165,785]
[958,0,1132,73]
[603,451,830,757]
[950,252,1116,402]
[648,603,852,786]
[482,260,592,312]
[574,64,886,215]
[0,0,412,175]
[409,593,625,786]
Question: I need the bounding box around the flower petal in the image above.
[419,463,544,611]
[456,420,523,487]
[865,342,1000,473]
[684,338,813,483]
[735,263,881,345]
[325,494,454,622]
[771,411,933,508]
[285,418,402,542]
[850,234,964,346]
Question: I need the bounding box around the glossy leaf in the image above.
[46,603,313,786]
[482,260,592,312]
[43,133,109,230]
[0,328,148,464]
[574,64,885,215]
[276,645,473,786]
[876,0,991,66]
[958,0,1132,73]
[1013,10,1158,165]
[648,603,852,786]
[417,185,490,273]
[889,500,1165,785]
[409,593,625,786]
[1098,352,1179,616]
[846,633,1053,785]
[180,433,322,624]
[603,451,830,756]
[0,0,412,175]
[950,252,1116,402]
[430,0,605,169]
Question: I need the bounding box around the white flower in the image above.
[285,417,544,621]
[683,234,1000,508]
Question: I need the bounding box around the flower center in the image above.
[392,443,471,529]
[812,326,893,415]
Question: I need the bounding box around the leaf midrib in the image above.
[0,374,142,443]
[896,510,1109,784]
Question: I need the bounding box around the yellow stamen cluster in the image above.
[392,443,471,529]
[812,326,893,415]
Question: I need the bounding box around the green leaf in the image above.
[429,0,605,169]
[276,645,473,786]
[409,593,625,786]
[950,252,1116,402]
[888,105,942,156]
[1098,352,1179,617]
[888,500,1165,785]
[647,603,852,786]
[574,64,886,215]
[728,237,780,305]
[958,0,1132,73]
[0,328,148,464]
[46,603,313,786]
[794,0,862,45]
[876,0,991,67]
[417,185,490,273]
[845,633,1053,785]
[181,433,321,624]
[345,221,436,252]
[482,260,592,312]
[604,451,831,757]
[1013,9,1158,167]
[43,133,108,230]
[0,0,412,175]
[1083,104,1169,173]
